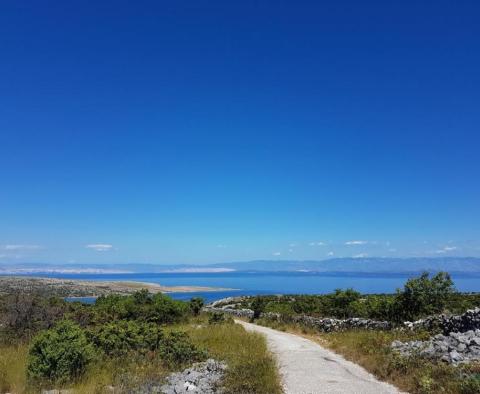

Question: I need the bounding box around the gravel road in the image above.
[237,320,404,394]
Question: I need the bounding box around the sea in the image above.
[11,271,480,304]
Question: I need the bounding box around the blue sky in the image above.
[1,1,479,264]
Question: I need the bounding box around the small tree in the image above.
[189,297,204,316]
[251,297,266,319]
[394,271,455,321]
[329,289,361,318]
[27,320,96,383]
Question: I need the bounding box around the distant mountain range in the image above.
[212,257,480,274]
[1,257,480,275]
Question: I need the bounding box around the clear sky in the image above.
[1,1,479,264]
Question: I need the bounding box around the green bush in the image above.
[189,297,205,316]
[88,320,164,356]
[93,290,189,324]
[89,320,205,366]
[329,289,362,318]
[27,320,96,383]
[208,312,233,325]
[460,374,480,394]
[251,297,266,319]
[394,272,455,321]
[239,272,467,323]
[159,331,207,366]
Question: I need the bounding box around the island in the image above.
[0,276,230,298]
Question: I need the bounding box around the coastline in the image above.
[0,276,233,298]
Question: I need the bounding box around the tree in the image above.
[189,297,204,316]
[394,271,455,321]
[329,289,361,318]
[251,297,266,319]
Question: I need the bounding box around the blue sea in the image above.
[12,271,480,303]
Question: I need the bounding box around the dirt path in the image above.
[236,320,404,394]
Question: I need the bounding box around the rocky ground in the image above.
[159,359,226,394]
[39,360,227,394]
[393,308,480,364]
[392,329,480,364]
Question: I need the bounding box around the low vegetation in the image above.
[321,330,480,394]
[178,316,282,394]
[250,272,480,394]
[237,272,480,323]
[0,290,281,393]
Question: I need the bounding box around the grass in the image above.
[0,344,169,394]
[70,357,169,394]
[0,317,282,394]
[0,343,28,393]
[176,317,283,394]
[256,318,480,394]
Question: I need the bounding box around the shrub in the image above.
[251,297,266,319]
[328,289,362,318]
[27,320,96,383]
[148,293,190,323]
[89,320,205,366]
[460,374,480,394]
[208,312,233,325]
[189,297,205,316]
[93,291,189,324]
[0,294,69,340]
[88,320,164,356]
[159,331,207,366]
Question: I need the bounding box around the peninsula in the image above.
[0,276,230,298]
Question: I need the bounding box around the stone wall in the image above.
[392,329,480,364]
[204,306,391,332]
[288,314,391,332]
[205,306,254,319]
[404,307,480,334]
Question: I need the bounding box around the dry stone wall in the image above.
[204,305,391,332]
[404,307,480,334]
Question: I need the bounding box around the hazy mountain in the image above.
[1,257,480,275]
[210,257,480,273]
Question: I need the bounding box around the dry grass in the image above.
[179,318,283,394]
[0,345,169,394]
[0,318,282,394]
[0,343,28,393]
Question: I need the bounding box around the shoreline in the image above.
[0,276,233,298]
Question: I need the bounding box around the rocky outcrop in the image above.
[404,307,480,334]
[159,359,227,394]
[391,329,480,364]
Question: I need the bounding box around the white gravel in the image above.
[236,320,404,394]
